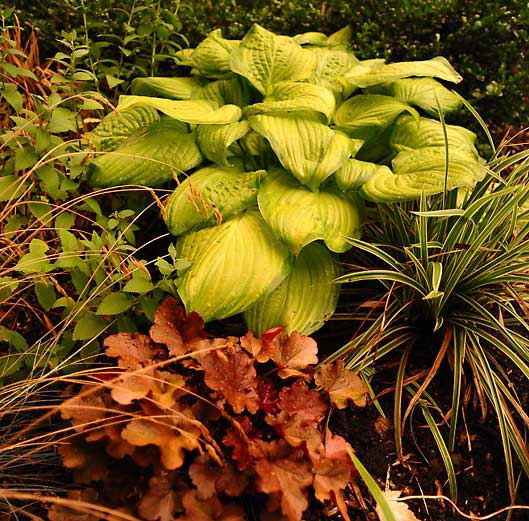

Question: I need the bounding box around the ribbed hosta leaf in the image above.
[230,24,316,95]
[390,115,478,155]
[294,26,353,49]
[165,165,262,235]
[335,159,392,191]
[130,77,203,99]
[87,119,202,187]
[360,148,486,202]
[334,94,419,142]
[174,210,293,322]
[195,77,251,108]
[244,242,340,335]
[118,96,242,124]
[196,120,250,166]
[191,29,240,77]
[343,56,463,88]
[369,78,462,116]
[258,169,362,253]
[246,81,336,122]
[306,47,359,94]
[87,104,161,151]
[250,114,353,190]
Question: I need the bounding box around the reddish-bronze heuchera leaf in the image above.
[271,331,318,378]
[202,349,259,414]
[315,359,369,408]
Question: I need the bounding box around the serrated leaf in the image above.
[196,120,250,166]
[174,210,293,322]
[15,239,53,274]
[122,274,155,294]
[118,95,242,124]
[246,81,336,122]
[48,107,79,133]
[96,292,133,315]
[165,165,262,236]
[72,313,108,340]
[369,77,462,116]
[343,56,462,89]
[131,76,203,99]
[244,242,341,335]
[0,175,29,201]
[191,28,240,77]
[258,169,362,253]
[251,113,353,190]
[230,24,316,95]
[87,119,202,187]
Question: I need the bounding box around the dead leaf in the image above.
[47,489,101,521]
[202,349,259,414]
[315,360,368,408]
[376,490,420,521]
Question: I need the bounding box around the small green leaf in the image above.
[48,107,79,133]
[0,326,28,352]
[1,85,24,112]
[15,148,39,171]
[72,312,109,340]
[0,277,19,302]
[0,175,29,201]
[34,281,57,311]
[16,239,53,274]
[105,74,125,89]
[122,274,155,294]
[96,292,133,315]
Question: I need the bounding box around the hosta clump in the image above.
[53,297,368,521]
[84,24,486,335]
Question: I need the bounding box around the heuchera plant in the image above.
[83,24,485,335]
[53,297,368,521]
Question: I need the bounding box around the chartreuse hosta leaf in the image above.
[293,26,352,48]
[335,159,393,191]
[191,29,240,77]
[244,242,340,335]
[117,95,242,124]
[196,121,250,166]
[230,24,316,95]
[344,56,463,89]
[130,77,203,99]
[334,94,419,142]
[87,119,202,187]
[360,148,486,202]
[390,115,478,156]
[174,210,293,322]
[251,113,353,191]
[306,47,359,94]
[245,81,336,122]
[87,104,160,151]
[165,165,263,235]
[258,169,362,253]
[369,77,462,116]
[195,77,251,107]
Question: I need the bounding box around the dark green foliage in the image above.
[6,0,529,126]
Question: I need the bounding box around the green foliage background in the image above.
[7,0,529,127]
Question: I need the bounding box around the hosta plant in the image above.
[49,296,368,521]
[84,24,486,335]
